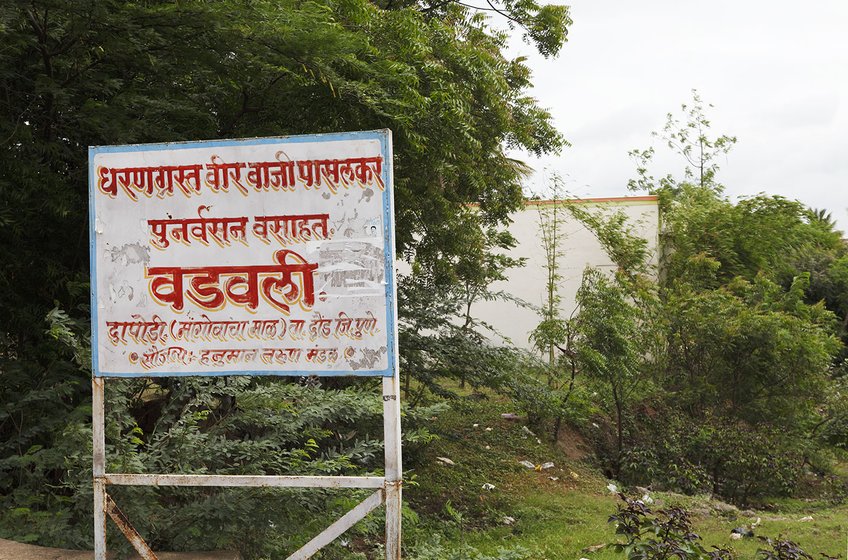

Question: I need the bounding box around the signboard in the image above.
[89,130,396,378]
[89,131,402,560]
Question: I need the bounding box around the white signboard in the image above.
[89,131,396,378]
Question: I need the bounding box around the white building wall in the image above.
[471,196,659,351]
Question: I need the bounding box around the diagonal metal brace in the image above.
[105,493,159,560]
[287,489,384,559]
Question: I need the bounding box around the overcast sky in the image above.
[505,0,848,233]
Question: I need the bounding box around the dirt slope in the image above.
[0,539,240,560]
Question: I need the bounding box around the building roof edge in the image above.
[523,195,659,206]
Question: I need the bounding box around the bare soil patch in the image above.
[556,425,591,461]
[0,539,240,560]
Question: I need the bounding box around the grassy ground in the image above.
[404,396,848,559]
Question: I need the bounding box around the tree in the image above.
[604,92,847,500]
[0,0,571,551]
[628,89,735,193]
[561,201,657,474]
[661,273,838,427]
[529,176,569,365]
[575,268,644,472]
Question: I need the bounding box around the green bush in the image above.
[610,406,803,505]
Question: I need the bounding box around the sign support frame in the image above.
[92,374,402,560]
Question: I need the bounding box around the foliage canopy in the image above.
[0,0,570,553]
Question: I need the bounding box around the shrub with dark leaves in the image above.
[608,494,733,560]
[608,496,836,560]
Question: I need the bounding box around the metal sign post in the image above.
[89,131,401,559]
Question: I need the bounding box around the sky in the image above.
[503,0,848,232]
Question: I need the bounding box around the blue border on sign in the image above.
[89,130,397,379]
